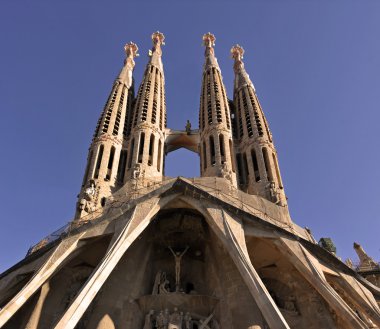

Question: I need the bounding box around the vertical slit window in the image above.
[128,139,135,169]
[206,72,212,125]
[243,153,248,185]
[248,89,264,137]
[106,146,115,181]
[229,140,235,172]
[262,147,273,181]
[138,132,145,163]
[113,89,125,136]
[209,136,215,165]
[117,150,128,184]
[148,134,155,166]
[242,89,254,137]
[236,153,244,185]
[102,87,118,133]
[251,149,260,182]
[219,134,225,163]
[157,139,162,172]
[203,142,207,170]
[94,145,104,179]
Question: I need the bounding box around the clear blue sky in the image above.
[1,1,379,273]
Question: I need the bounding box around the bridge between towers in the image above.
[165,128,200,154]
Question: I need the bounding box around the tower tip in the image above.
[151,31,165,46]
[124,42,139,58]
[231,44,245,61]
[203,32,216,48]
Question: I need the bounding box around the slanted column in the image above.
[231,45,286,206]
[199,33,237,187]
[75,42,138,220]
[125,32,166,186]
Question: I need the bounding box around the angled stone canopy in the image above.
[1,177,380,328]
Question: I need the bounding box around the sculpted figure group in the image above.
[143,309,218,329]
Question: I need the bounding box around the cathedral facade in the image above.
[0,32,379,329]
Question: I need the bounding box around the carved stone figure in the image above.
[266,181,280,204]
[143,310,155,329]
[184,312,192,329]
[156,310,166,329]
[159,274,170,294]
[152,271,162,295]
[185,120,191,134]
[133,163,143,180]
[283,295,298,314]
[164,309,170,327]
[168,308,183,329]
[169,246,189,291]
[84,180,96,198]
[220,163,232,182]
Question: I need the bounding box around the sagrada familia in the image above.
[0,32,379,329]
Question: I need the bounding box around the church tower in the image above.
[75,42,138,220]
[231,45,286,206]
[125,32,166,185]
[199,33,237,186]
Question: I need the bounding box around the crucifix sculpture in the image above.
[168,246,189,292]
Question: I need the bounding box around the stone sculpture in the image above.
[169,246,189,291]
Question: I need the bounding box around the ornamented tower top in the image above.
[126,32,167,186]
[75,42,138,220]
[231,45,286,206]
[199,33,237,186]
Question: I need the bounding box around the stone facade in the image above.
[0,32,379,329]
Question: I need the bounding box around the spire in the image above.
[117,42,139,87]
[149,31,165,73]
[231,45,286,206]
[231,45,255,91]
[126,32,167,185]
[353,242,379,270]
[198,33,237,187]
[202,32,219,71]
[75,42,138,220]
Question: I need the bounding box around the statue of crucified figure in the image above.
[168,246,189,292]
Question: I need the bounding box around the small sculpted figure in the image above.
[169,246,189,291]
[143,310,155,329]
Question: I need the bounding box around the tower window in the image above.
[236,153,244,185]
[251,149,260,182]
[243,152,249,185]
[209,136,215,166]
[138,132,145,163]
[94,145,104,179]
[157,139,162,172]
[106,146,115,181]
[127,139,135,169]
[148,134,155,166]
[219,134,225,163]
[113,89,125,136]
[117,150,127,184]
[242,89,253,138]
[101,197,106,207]
[203,141,207,170]
[262,147,273,181]
[229,139,235,172]
[216,70,231,129]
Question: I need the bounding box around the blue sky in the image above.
[0,1,379,273]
